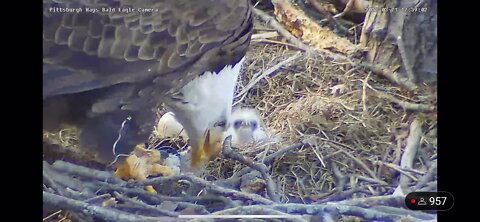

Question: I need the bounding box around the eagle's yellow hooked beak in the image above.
[191,129,223,167]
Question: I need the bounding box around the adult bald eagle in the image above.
[43,0,253,167]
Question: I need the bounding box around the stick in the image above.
[43,192,175,222]
[253,7,312,52]
[251,31,279,39]
[374,90,435,112]
[328,160,347,191]
[263,143,306,164]
[222,135,281,202]
[376,161,426,175]
[354,174,389,186]
[371,205,436,220]
[316,187,367,204]
[340,150,379,181]
[418,181,437,192]
[142,173,274,205]
[375,162,418,182]
[272,202,435,221]
[113,191,179,217]
[412,162,437,191]
[399,118,423,187]
[84,181,218,212]
[206,206,307,222]
[318,138,356,151]
[336,194,404,207]
[255,4,420,91]
[333,0,357,18]
[251,38,308,51]
[43,162,65,196]
[359,62,418,91]
[52,161,122,184]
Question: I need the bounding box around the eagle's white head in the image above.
[167,58,244,167]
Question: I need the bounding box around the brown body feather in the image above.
[43,0,253,162]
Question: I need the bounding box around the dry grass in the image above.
[204,20,437,203]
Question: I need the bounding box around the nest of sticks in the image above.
[43,7,438,222]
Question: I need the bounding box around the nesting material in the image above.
[206,39,437,201]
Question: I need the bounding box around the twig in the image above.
[393,137,403,165]
[85,181,217,212]
[251,31,279,40]
[354,174,389,186]
[328,160,347,191]
[222,135,281,202]
[399,118,423,187]
[199,201,435,221]
[43,192,175,222]
[51,161,122,184]
[263,143,306,164]
[375,161,419,183]
[311,145,326,168]
[255,3,421,91]
[142,174,274,205]
[204,206,307,222]
[371,205,436,220]
[359,62,418,91]
[85,193,112,203]
[418,181,437,192]
[44,164,90,194]
[235,51,302,100]
[253,7,312,52]
[374,90,435,112]
[43,162,65,196]
[272,202,435,221]
[362,72,371,116]
[375,161,426,175]
[302,0,350,35]
[318,138,356,151]
[251,38,307,51]
[336,195,404,207]
[333,0,357,18]
[61,187,90,200]
[412,162,437,191]
[43,210,62,221]
[316,187,367,203]
[340,150,379,181]
[113,191,179,217]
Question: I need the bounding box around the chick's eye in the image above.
[250,121,258,129]
[233,121,242,128]
[215,120,226,128]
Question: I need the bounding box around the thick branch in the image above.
[43,192,174,222]
[399,118,423,187]
[142,173,274,205]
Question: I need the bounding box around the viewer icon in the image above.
[418,197,427,205]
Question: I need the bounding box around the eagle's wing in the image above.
[43,0,253,162]
[44,0,251,98]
